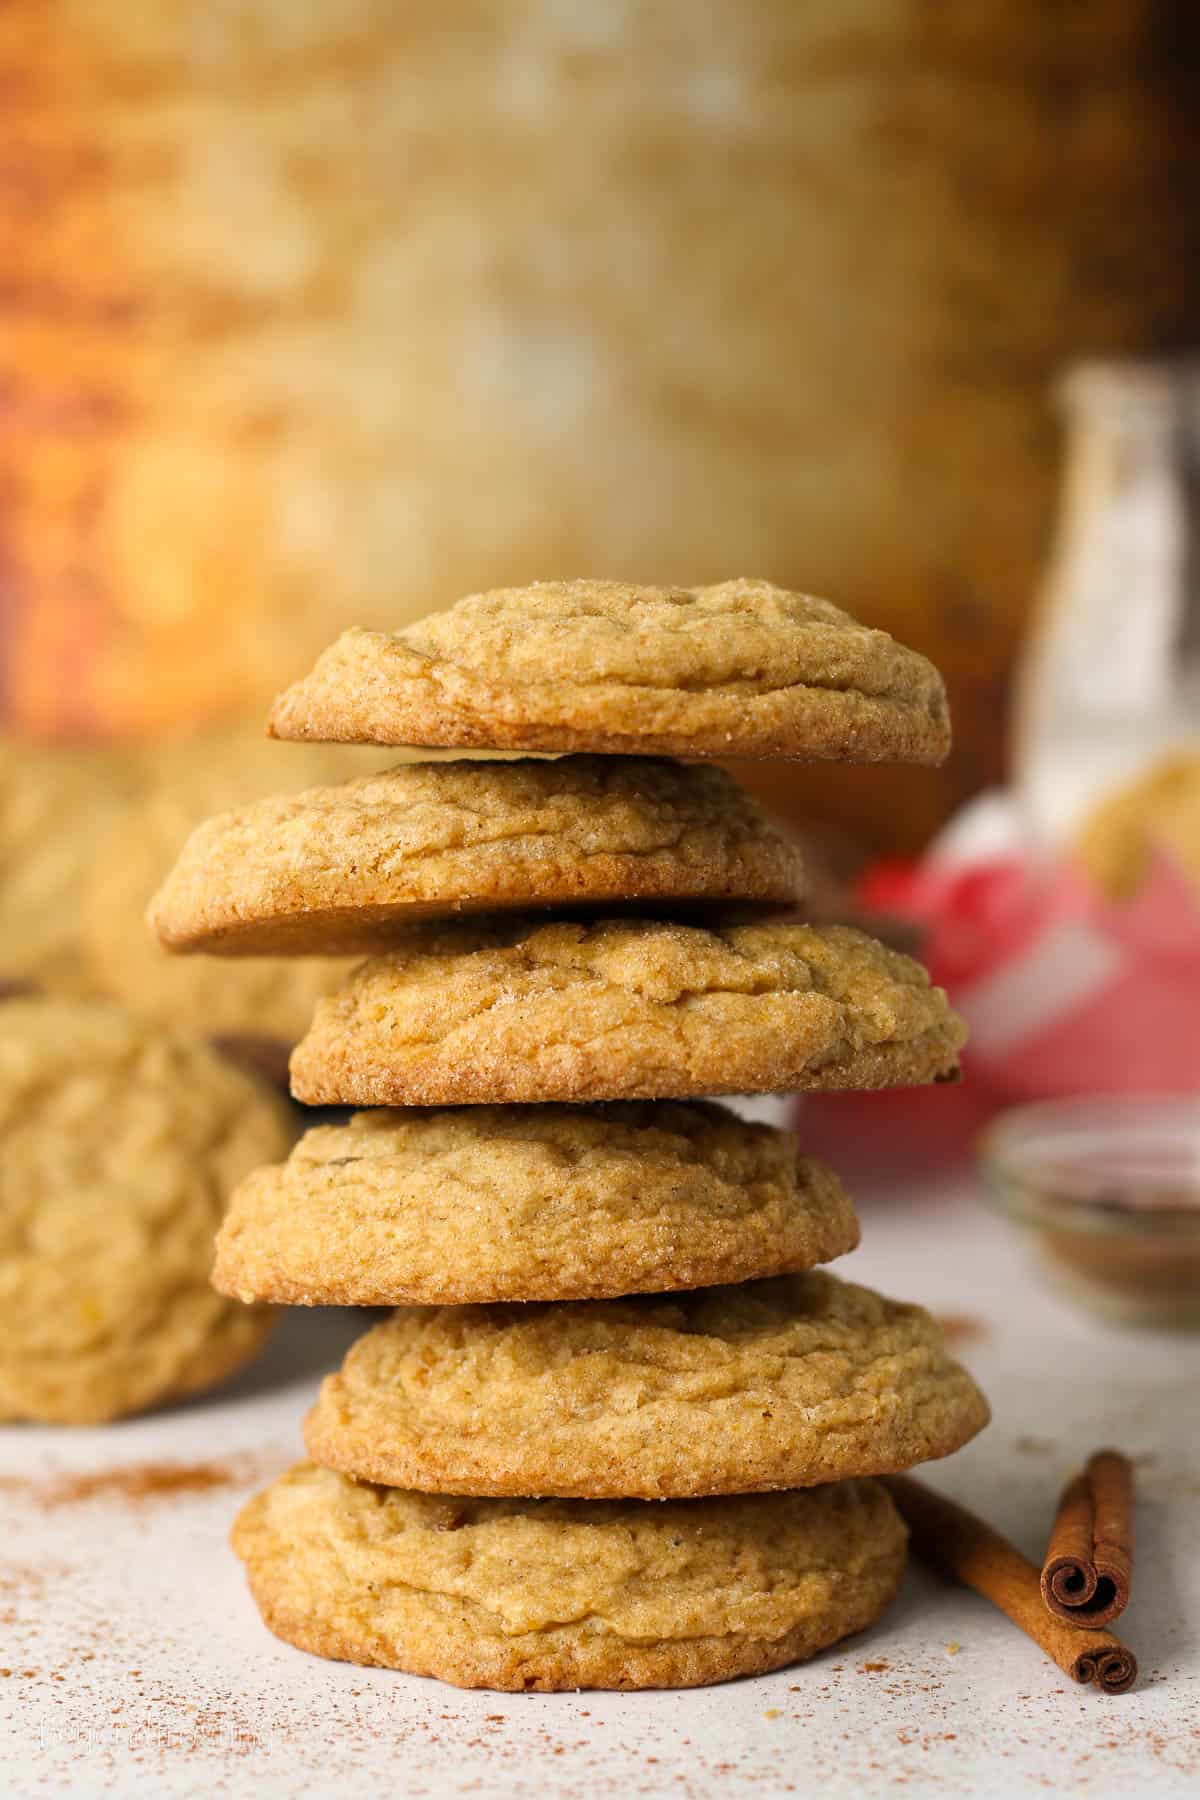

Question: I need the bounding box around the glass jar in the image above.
[1013,359,1200,852]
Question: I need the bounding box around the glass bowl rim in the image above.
[979,1093,1200,1238]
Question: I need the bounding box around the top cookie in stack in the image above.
[264,577,951,763]
[152,578,984,1695]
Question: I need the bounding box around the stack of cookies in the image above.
[152,579,988,1692]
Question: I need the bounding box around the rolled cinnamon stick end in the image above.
[1041,1449,1134,1629]
[884,1474,1137,1695]
[1071,1643,1139,1695]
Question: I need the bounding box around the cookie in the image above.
[289,916,966,1106]
[81,722,379,1041]
[303,1271,989,1498]
[1075,751,1200,900]
[213,1100,859,1306]
[0,999,292,1424]
[268,578,951,765]
[149,756,804,957]
[0,738,143,993]
[233,1461,906,1690]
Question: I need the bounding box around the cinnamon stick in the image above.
[884,1474,1137,1694]
[1040,1449,1134,1629]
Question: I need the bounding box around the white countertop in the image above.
[3,1148,1197,1800]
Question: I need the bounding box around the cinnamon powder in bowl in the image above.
[981,1096,1200,1328]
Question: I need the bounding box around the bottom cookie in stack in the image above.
[233,1465,907,1692]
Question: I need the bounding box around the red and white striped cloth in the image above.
[859,831,1200,1100]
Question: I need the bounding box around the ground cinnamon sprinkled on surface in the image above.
[44,1460,240,1507]
[0,1451,281,1511]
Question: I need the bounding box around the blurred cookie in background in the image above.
[1074,752,1200,900]
[80,721,381,1053]
[0,998,294,1423]
[0,738,143,994]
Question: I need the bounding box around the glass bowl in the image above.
[980,1096,1200,1327]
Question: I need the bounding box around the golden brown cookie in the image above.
[268,579,951,765]
[0,999,292,1424]
[0,738,144,994]
[81,722,379,1041]
[1075,751,1200,900]
[213,1101,858,1306]
[149,756,804,956]
[304,1271,989,1498]
[289,916,966,1106]
[233,1461,907,1690]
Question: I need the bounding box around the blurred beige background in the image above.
[2,1,1197,845]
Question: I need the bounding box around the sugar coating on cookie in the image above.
[149,756,805,957]
[303,1270,989,1498]
[268,579,951,765]
[288,916,966,1107]
[232,1461,907,1690]
[213,1100,859,1306]
[0,999,292,1423]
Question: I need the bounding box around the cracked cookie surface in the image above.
[233,1461,907,1690]
[289,916,966,1106]
[150,756,804,956]
[213,1100,858,1306]
[268,578,951,764]
[304,1271,989,1498]
[0,999,292,1423]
